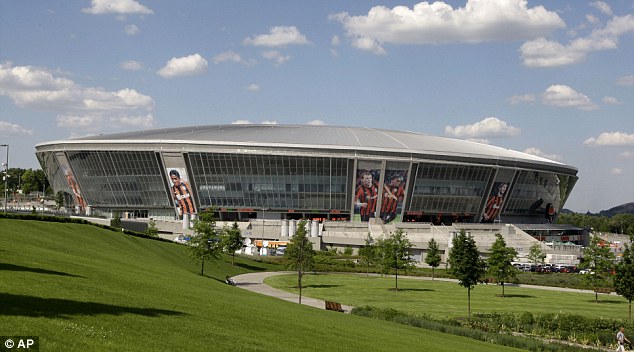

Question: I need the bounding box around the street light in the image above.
[260,207,269,255]
[1,144,8,213]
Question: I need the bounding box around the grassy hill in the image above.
[0,219,522,352]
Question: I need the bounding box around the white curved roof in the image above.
[37,124,577,174]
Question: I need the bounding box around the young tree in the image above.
[145,219,159,238]
[487,233,518,297]
[188,208,223,276]
[614,237,634,320]
[448,230,486,318]
[110,211,121,228]
[54,190,64,210]
[284,219,316,304]
[581,235,615,303]
[425,237,442,280]
[358,234,377,277]
[527,242,546,269]
[223,221,243,266]
[377,229,414,291]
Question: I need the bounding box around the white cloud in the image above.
[331,36,340,46]
[444,117,520,139]
[523,147,562,161]
[620,151,634,158]
[610,168,623,175]
[261,51,291,65]
[541,85,597,110]
[232,120,278,125]
[157,54,208,78]
[333,0,564,54]
[243,26,309,47]
[57,115,100,128]
[616,75,634,86]
[307,119,325,125]
[212,51,254,66]
[602,96,620,104]
[352,37,386,55]
[585,14,600,25]
[58,113,154,129]
[590,1,613,16]
[466,138,490,144]
[508,94,536,105]
[519,38,586,67]
[124,24,139,35]
[0,62,154,132]
[520,14,634,67]
[0,121,33,137]
[82,0,153,15]
[584,132,634,146]
[120,60,142,71]
[112,113,154,127]
[245,84,260,91]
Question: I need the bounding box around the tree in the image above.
[377,229,414,291]
[54,190,64,210]
[487,234,518,297]
[527,242,545,269]
[223,221,243,266]
[110,211,121,228]
[425,237,442,280]
[20,169,37,195]
[188,208,223,276]
[358,234,377,277]
[145,219,159,238]
[448,230,486,318]
[580,235,615,303]
[284,220,315,304]
[615,236,634,321]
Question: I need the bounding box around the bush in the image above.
[351,306,600,351]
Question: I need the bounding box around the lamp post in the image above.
[1,144,8,213]
[261,207,269,255]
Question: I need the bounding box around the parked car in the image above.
[174,235,191,244]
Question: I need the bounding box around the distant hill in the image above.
[598,202,634,217]
[562,202,634,216]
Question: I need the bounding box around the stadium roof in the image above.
[37,124,577,174]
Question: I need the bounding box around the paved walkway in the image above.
[232,271,609,314]
[232,271,353,313]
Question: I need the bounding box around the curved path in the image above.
[232,271,353,313]
[232,271,606,314]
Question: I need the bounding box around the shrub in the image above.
[351,306,599,351]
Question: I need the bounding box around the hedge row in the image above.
[465,311,630,349]
[352,306,606,352]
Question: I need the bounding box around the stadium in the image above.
[35,124,584,262]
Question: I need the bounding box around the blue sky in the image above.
[0,0,633,213]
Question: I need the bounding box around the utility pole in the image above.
[1,144,8,213]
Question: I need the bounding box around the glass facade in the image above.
[409,162,491,214]
[188,153,351,211]
[36,151,74,207]
[505,170,569,217]
[35,147,578,223]
[65,151,169,207]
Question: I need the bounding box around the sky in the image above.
[0,0,633,213]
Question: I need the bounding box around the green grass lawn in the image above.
[265,273,630,320]
[0,219,523,352]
